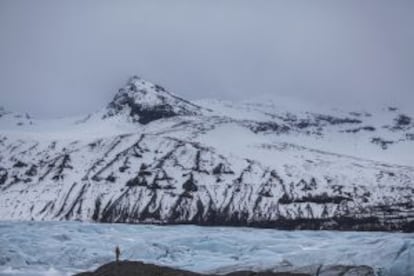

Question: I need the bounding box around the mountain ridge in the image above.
[0,76,413,231]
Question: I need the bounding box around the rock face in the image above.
[0,76,413,231]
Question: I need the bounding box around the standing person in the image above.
[115,246,121,262]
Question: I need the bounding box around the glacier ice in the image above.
[0,221,413,276]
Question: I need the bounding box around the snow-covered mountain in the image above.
[1,76,413,231]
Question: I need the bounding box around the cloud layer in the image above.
[0,0,413,118]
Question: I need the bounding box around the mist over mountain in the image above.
[1,1,414,118]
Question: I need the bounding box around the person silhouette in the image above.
[115,246,121,262]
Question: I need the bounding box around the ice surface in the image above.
[0,221,413,276]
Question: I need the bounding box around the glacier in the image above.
[0,221,413,276]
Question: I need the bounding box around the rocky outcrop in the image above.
[104,76,204,124]
[75,261,375,276]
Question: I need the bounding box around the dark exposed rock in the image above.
[138,163,152,176]
[395,114,411,127]
[296,120,316,129]
[104,76,203,125]
[258,189,273,198]
[182,174,198,192]
[13,161,27,168]
[128,103,177,125]
[92,198,101,221]
[119,165,130,173]
[106,174,116,183]
[25,165,38,177]
[88,141,100,149]
[126,176,147,187]
[297,179,317,192]
[279,193,351,205]
[75,261,376,276]
[317,265,375,276]
[0,168,7,185]
[212,163,234,175]
[277,113,362,132]
[371,137,394,150]
[248,121,289,134]
[52,154,73,181]
[148,182,162,190]
[343,126,376,133]
[314,114,362,125]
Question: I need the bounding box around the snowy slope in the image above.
[0,76,413,231]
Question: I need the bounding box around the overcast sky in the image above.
[0,1,413,118]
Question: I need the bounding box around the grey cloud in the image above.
[0,0,413,118]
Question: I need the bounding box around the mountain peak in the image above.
[104,76,203,124]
